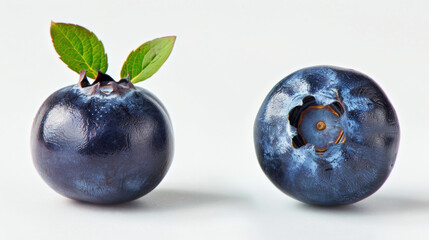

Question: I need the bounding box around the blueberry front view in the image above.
[31,22,176,204]
[31,72,174,204]
[254,66,400,205]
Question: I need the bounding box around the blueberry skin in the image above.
[31,73,173,204]
[254,66,400,206]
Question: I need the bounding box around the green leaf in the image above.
[121,36,176,83]
[50,22,108,79]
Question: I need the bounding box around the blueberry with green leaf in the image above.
[31,22,176,204]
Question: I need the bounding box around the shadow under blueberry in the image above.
[68,188,245,212]
[298,201,362,214]
[298,194,429,216]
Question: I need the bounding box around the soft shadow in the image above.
[68,188,245,212]
[139,189,245,211]
[68,197,145,211]
[298,201,363,214]
[358,195,429,214]
[298,194,429,216]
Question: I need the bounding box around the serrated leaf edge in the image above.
[50,21,108,79]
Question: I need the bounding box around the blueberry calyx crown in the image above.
[78,70,136,96]
[288,95,346,155]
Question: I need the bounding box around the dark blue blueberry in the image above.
[254,66,400,206]
[31,71,174,204]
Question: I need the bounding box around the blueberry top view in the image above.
[254,66,400,205]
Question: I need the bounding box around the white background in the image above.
[1,0,429,239]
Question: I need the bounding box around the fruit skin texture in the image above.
[31,72,173,204]
[254,66,400,206]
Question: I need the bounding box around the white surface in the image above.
[1,0,429,239]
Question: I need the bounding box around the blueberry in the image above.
[254,66,400,206]
[31,71,174,204]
